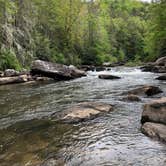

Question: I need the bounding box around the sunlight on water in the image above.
[0,67,165,166]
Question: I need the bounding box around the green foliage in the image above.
[81,46,103,66]
[118,49,125,62]
[144,0,166,61]
[0,0,164,69]
[34,33,51,61]
[0,49,21,70]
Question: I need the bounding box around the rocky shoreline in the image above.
[0,60,86,85]
[0,56,166,143]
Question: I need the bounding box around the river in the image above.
[0,67,165,166]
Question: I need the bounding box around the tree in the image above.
[145,0,166,61]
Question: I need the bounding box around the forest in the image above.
[0,0,165,70]
[0,1,166,165]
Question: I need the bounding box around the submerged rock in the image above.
[96,67,107,72]
[141,97,166,125]
[99,74,121,80]
[127,85,162,97]
[141,122,166,142]
[123,94,141,102]
[59,102,113,123]
[156,74,166,80]
[31,60,86,80]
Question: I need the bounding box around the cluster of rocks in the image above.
[0,69,32,85]
[139,57,166,142]
[141,97,166,142]
[0,60,86,85]
[122,85,163,102]
[79,61,125,72]
[0,57,165,144]
[141,56,166,74]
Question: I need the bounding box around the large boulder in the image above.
[141,122,166,142]
[141,56,166,73]
[99,74,121,80]
[59,102,113,123]
[31,60,86,80]
[155,56,166,66]
[156,74,166,80]
[141,97,166,125]
[126,85,162,97]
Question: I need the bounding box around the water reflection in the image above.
[0,67,165,165]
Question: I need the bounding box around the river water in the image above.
[0,67,165,166]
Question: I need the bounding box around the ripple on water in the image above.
[0,67,165,165]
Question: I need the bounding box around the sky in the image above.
[140,0,151,2]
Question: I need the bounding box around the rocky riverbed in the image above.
[0,66,165,166]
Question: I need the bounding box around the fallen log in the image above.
[0,75,28,85]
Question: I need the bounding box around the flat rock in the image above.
[141,97,166,125]
[99,74,121,80]
[126,85,162,97]
[123,94,141,102]
[31,60,86,80]
[141,122,166,142]
[156,74,166,80]
[59,102,113,123]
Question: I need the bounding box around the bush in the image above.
[0,49,21,71]
[81,46,104,66]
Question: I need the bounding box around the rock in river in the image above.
[141,56,166,73]
[31,60,86,80]
[141,97,166,125]
[141,97,166,143]
[127,85,162,97]
[99,74,121,80]
[122,94,141,102]
[156,74,166,81]
[59,102,113,123]
[141,122,166,142]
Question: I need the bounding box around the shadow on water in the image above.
[0,119,77,166]
[0,67,165,165]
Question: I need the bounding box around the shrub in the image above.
[0,49,21,71]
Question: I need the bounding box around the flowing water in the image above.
[0,67,165,166]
